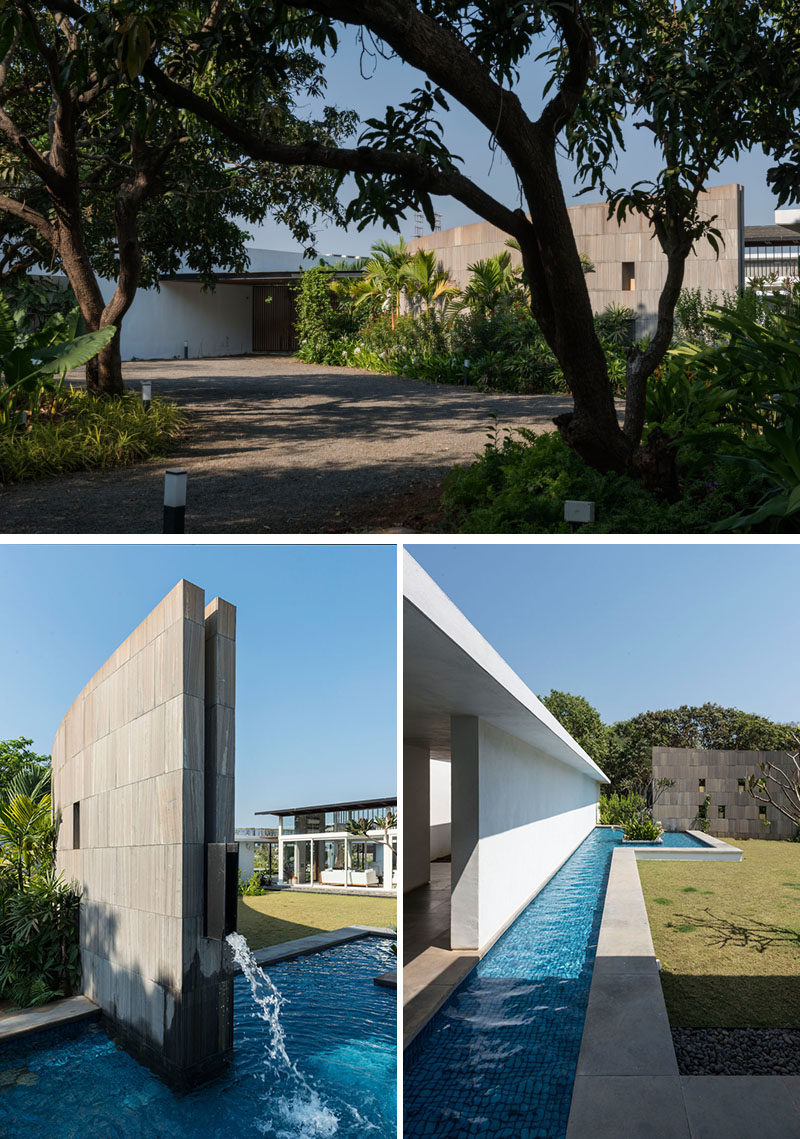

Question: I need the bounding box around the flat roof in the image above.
[404,552,609,784]
[256,796,397,818]
[744,224,800,246]
[163,269,364,284]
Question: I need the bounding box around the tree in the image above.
[539,689,610,768]
[0,738,50,796]
[52,0,787,487]
[355,239,412,329]
[0,3,355,393]
[608,703,795,794]
[747,736,800,829]
[402,249,459,315]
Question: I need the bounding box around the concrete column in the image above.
[403,742,431,892]
[310,838,316,885]
[277,819,284,883]
[450,715,480,951]
[344,834,351,886]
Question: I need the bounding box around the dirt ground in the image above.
[0,355,573,533]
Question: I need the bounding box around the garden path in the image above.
[0,356,574,533]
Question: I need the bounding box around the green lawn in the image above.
[638,839,800,1028]
[237,891,397,951]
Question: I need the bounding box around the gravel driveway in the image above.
[0,356,574,533]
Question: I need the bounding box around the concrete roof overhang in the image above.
[404,552,609,784]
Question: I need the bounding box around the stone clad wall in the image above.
[408,184,743,336]
[652,746,796,840]
[52,579,236,1087]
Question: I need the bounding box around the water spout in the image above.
[226,931,339,1138]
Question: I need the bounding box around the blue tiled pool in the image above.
[405,824,697,1139]
[611,827,712,848]
[0,937,396,1139]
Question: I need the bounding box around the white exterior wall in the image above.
[477,720,599,951]
[430,756,452,861]
[238,840,256,879]
[404,743,431,892]
[451,716,600,952]
[105,280,252,361]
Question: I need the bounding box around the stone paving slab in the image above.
[681,1075,800,1139]
[374,969,397,989]
[251,924,395,968]
[0,995,100,1043]
[568,1076,691,1138]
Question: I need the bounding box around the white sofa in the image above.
[319,868,379,887]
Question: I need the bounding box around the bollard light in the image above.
[183,339,189,360]
[141,381,152,414]
[163,468,187,534]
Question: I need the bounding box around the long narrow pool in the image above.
[405,826,696,1139]
[0,937,396,1139]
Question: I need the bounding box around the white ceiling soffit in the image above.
[403,552,610,784]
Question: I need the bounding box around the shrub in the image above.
[599,792,646,827]
[238,870,267,896]
[621,816,663,841]
[0,871,81,1007]
[594,304,636,348]
[442,427,752,533]
[0,390,186,485]
[295,266,360,365]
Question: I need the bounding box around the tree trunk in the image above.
[515,149,634,475]
[85,330,125,396]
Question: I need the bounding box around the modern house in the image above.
[254,797,397,892]
[408,185,744,336]
[744,207,800,284]
[652,746,798,840]
[42,248,363,361]
[403,551,608,1038]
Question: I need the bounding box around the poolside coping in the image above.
[0,995,100,1044]
[566,838,799,1139]
[250,924,396,968]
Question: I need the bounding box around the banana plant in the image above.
[0,291,116,431]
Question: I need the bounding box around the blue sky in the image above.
[408,543,799,727]
[250,28,786,255]
[0,544,396,827]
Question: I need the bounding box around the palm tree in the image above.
[402,250,459,314]
[0,791,55,889]
[354,239,413,330]
[461,251,521,317]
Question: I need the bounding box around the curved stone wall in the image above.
[53,579,236,1087]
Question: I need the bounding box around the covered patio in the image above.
[256,797,398,894]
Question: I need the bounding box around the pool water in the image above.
[405,824,697,1139]
[611,827,711,848]
[0,937,396,1139]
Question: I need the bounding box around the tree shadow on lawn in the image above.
[668,908,800,953]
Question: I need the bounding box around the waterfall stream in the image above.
[226,931,339,1138]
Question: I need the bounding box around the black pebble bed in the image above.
[673,1028,800,1074]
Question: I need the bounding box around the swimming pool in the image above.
[0,937,396,1139]
[611,827,712,848]
[405,824,698,1139]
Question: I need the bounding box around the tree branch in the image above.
[539,0,596,137]
[301,0,543,171]
[141,57,530,240]
[0,193,56,245]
